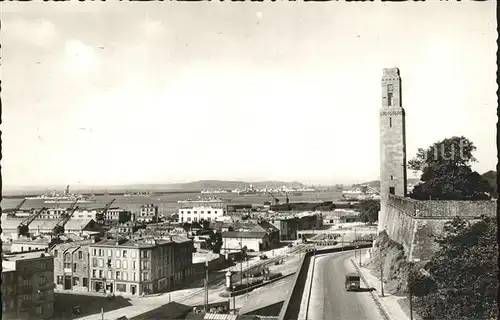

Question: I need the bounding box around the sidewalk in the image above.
[353,250,413,320]
[74,245,301,320]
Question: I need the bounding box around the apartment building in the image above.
[177,198,228,223]
[104,207,132,224]
[88,236,194,296]
[2,250,55,319]
[136,204,159,223]
[50,240,93,293]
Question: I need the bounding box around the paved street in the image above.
[303,251,383,320]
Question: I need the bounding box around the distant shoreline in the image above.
[2,190,202,199]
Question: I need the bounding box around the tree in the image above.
[408,136,492,200]
[357,199,380,224]
[208,231,223,254]
[412,216,498,320]
[481,170,498,198]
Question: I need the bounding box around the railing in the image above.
[278,243,373,320]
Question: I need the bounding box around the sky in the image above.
[1,1,497,188]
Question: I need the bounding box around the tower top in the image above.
[383,68,400,77]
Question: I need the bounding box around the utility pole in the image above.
[380,260,385,297]
[204,261,209,312]
[409,280,413,320]
[246,257,249,298]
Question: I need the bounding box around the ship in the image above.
[237,184,259,195]
[201,189,230,194]
[25,185,95,204]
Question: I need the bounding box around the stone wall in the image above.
[381,195,497,261]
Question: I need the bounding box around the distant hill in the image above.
[2,180,312,195]
[353,178,420,190]
[162,180,306,191]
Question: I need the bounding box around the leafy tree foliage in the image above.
[408,136,492,200]
[411,216,498,320]
[208,231,223,254]
[481,170,498,198]
[357,199,380,224]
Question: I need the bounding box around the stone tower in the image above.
[379,68,407,232]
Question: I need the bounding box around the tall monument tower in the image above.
[379,67,407,232]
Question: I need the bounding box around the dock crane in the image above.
[284,191,290,204]
[17,207,47,237]
[52,199,79,235]
[96,199,116,224]
[6,199,27,216]
[267,192,280,205]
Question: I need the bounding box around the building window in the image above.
[93,249,97,256]
[116,271,121,280]
[73,263,77,272]
[389,187,395,195]
[132,261,136,269]
[99,259,104,268]
[40,262,46,270]
[108,271,113,279]
[391,175,393,180]
[107,249,112,257]
[78,251,83,260]
[92,258,97,267]
[73,277,80,286]
[123,272,128,281]
[116,260,121,269]
[57,276,63,285]
[99,249,103,256]
[83,278,88,287]
[141,261,149,270]
[141,251,148,259]
[92,270,96,278]
[54,250,58,257]
[142,272,149,281]
[99,270,103,278]
[123,260,128,269]
[133,272,136,281]
[116,250,121,258]
[122,250,127,258]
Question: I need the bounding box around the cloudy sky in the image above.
[1,1,496,188]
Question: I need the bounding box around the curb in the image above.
[304,255,316,320]
[350,259,392,320]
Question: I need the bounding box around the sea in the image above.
[1,191,343,217]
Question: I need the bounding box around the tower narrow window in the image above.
[389,187,395,195]
[390,175,393,180]
[387,84,394,107]
[389,117,392,127]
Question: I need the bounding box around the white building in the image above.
[177,198,228,223]
[39,208,99,220]
[137,204,158,223]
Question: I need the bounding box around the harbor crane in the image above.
[96,198,116,223]
[6,199,27,216]
[17,207,47,237]
[267,192,280,205]
[53,201,80,235]
[284,191,290,204]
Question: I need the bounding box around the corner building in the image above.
[88,237,194,296]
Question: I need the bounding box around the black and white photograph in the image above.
[0,1,497,320]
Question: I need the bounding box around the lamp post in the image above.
[408,279,413,320]
[232,285,236,314]
[380,259,385,297]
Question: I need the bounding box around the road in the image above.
[305,250,383,320]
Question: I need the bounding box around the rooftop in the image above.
[3,250,52,262]
[91,236,191,249]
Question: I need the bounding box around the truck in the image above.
[345,273,361,291]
